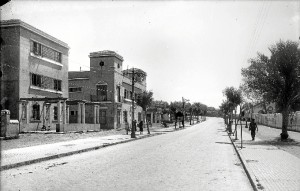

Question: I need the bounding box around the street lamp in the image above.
[126,67,146,138]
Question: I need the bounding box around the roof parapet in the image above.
[89,50,124,61]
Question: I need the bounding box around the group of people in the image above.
[125,120,146,135]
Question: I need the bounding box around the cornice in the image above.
[0,19,69,49]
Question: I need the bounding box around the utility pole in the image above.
[182,100,185,128]
[131,68,136,138]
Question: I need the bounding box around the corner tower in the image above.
[89,50,124,129]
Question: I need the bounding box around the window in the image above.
[54,79,62,91]
[53,106,58,120]
[31,41,62,63]
[31,73,42,87]
[70,111,78,116]
[32,103,40,120]
[124,89,127,99]
[100,110,106,124]
[31,73,62,91]
[31,41,41,56]
[97,84,107,101]
[69,87,82,92]
[117,86,121,102]
[130,91,133,99]
[117,110,121,125]
[42,45,62,63]
[123,111,128,123]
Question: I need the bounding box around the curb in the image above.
[1,123,197,171]
[227,133,259,191]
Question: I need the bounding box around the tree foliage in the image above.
[136,90,153,111]
[241,40,300,112]
[223,86,243,108]
[219,100,232,115]
[241,40,300,139]
[192,102,208,115]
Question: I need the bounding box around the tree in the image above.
[241,40,300,140]
[223,86,243,138]
[219,100,232,125]
[136,90,153,134]
[192,102,207,122]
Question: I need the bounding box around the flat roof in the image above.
[0,19,69,49]
[89,50,124,61]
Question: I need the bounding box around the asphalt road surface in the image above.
[1,118,253,191]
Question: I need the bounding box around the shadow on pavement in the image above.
[237,138,300,147]
[215,141,232,145]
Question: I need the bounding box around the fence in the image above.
[247,112,300,132]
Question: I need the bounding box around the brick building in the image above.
[0,19,70,131]
[68,50,146,129]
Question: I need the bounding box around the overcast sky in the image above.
[1,0,299,108]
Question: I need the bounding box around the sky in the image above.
[1,0,299,108]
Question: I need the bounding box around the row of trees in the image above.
[136,91,210,123]
[220,40,300,140]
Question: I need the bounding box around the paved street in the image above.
[1,118,252,191]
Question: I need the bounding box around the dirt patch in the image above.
[0,129,126,151]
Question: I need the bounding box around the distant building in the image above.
[68,50,147,129]
[0,19,69,131]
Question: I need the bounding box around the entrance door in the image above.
[117,110,121,128]
[99,110,107,128]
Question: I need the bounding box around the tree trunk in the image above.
[234,109,237,139]
[281,107,289,140]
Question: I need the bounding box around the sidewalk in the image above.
[0,123,193,171]
[228,124,300,191]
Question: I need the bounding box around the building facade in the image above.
[68,50,146,129]
[0,19,70,131]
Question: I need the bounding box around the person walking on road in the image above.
[133,120,137,132]
[138,120,143,135]
[125,121,130,135]
[249,118,258,140]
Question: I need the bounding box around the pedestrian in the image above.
[125,121,129,135]
[249,118,258,140]
[139,120,143,135]
[133,120,137,132]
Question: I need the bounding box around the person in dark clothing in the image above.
[125,121,129,135]
[138,121,143,135]
[132,120,137,132]
[249,118,258,140]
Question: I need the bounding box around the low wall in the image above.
[62,123,101,132]
[20,122,101,133]
[249,112,300,132]
[19,122,57,132]
[1,120,19,138]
